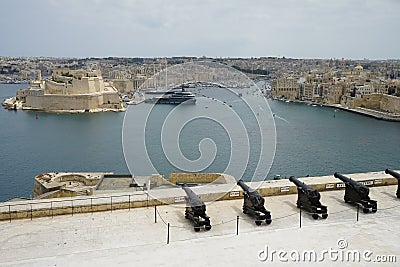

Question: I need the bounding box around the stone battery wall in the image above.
[1,170,399,221]
[111,80,134,93]
[342,94,400,113]
[26,93,103,111]
[34,173,102,198]
[169,173,226,184]
[381,94,400,113]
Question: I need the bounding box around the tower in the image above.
[340,58,346,71]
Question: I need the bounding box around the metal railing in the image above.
[0,191,154,222]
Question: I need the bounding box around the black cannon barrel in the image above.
[289,176,309,189]
[237,179,254,193]
[182,184,204,207]
[334,172,356,185]
[289,176,321,201]
[334,172,370,195]
[385,169,400,179]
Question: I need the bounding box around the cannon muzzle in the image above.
[289,176,321,206]
[334,172,369,194]
[385,169,400,180]
[237,179,253,193]
[289,176,304,188]
[182,184,205,209]
[334,172,351,183]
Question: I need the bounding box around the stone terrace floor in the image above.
[1,185,399,266]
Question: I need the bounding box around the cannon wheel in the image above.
[312,214,319,220]
[255,220,262,226]
[322,213,328,219]
[265,219,272,225]
[194,226,201,232]
[362,208,369,214]
[184,209,190,219]
[205,225,212,231]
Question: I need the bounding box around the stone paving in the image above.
[0,185,399,266]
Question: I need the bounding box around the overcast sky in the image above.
[1,0,399,59]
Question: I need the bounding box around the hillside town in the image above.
[271,59,400,113]
[1,56,399,115]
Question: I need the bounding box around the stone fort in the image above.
[16,68,124,112]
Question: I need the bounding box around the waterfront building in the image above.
[300,83,315,101]
[271,76,300,100]
[355,84,372,98]
[4,69,125,112]
[269,62,400,113]
[324,80,345,104]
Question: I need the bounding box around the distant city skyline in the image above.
[1,0,399,59]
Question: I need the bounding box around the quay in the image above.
[275,99,400,122]
[331,105,400,122]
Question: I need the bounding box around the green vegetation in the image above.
[388,86,396,95]
[232,65,270,76]
[51,78,65,84]
[61,73,74,78]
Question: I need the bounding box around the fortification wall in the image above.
[342,94,400,114]
[25,94,103,111]
[168,173,224,184]
[358,94,382,109]
[111,80,134,92]
[101,91,121,108]
[381,94,400,113]
[45,80,66,94]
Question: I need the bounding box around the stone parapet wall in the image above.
[342,94,400,113]
[34,173,104,198]
[2,170,398,221]
[381,94,400,113]
[26,93,103,110]
[111,80,134,93]
[168,173,225,184]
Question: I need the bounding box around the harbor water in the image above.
[0,84,399,201]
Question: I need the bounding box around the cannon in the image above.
[334,173,377,213]
[385,169,400,198]
[289,176,328,219]
[182,184,211,232]
[237,179,272,225]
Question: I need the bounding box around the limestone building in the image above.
[271,76,300,100]
[14,69,125,112]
